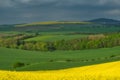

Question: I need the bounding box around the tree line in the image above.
[0,33,120,51]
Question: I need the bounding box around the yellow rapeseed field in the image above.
[0,61,120,80]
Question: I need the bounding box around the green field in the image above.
[1,22,120,34]
[0,20,120,72]
[0,46,120,71]
[25,34,88,42]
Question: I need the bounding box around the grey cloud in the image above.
[0,0,120,7]
[0,0,120,24]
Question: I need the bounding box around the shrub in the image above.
[91,59,95,61]
[66,59,72,62]
[49,60,54,62]
[110,55,116,58]
[13,62,25,69]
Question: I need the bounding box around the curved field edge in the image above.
[0,46,120,71]
[15,21,91,27]
[0,61,120,80]
[24,34,88,42]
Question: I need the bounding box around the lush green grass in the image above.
[25,34,88,42]
[0,46,120,71]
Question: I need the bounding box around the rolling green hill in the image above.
[15,21,91,27]
[0,46,120,71]
[0,20,120,34]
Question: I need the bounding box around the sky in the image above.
[0,0,120,24]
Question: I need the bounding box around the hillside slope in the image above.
[0,46,120,71]
[89,18,120,24]
[15,21,91,27]
[0,20,120,33]
[0,61,120,80]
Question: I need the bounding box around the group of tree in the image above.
[0,33,120,51]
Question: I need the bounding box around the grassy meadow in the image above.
[0,46,120,71]
[25,34,88,42]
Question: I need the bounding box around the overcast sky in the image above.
[0,0,120,24]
